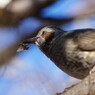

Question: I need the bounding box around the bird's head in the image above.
[31,26,62,47]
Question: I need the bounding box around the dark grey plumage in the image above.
[32,26,95,79]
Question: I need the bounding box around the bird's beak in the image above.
[30,37,39,43]
[23,37,39,44]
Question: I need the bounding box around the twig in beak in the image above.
[18,37,39,50]
[23,37,39,44]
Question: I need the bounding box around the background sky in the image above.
[0,0,95,95]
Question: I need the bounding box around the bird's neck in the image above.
[39,31,63,57]
[39,42,51,57]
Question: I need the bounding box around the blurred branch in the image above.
[0,0,75,28]
[74,1,95,18]
[57,73,95,95]
[0,0,95,27]
[0,44,18,65]
[0,0,58,26]
[41,18,74,26]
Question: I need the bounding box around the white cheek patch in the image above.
[35,41,39,46]
[35,37,45,46]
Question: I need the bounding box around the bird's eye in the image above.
[42,31,54,42]
[42,31,45,35]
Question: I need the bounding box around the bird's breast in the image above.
[47,37,95,79]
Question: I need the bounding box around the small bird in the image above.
[25,26,95,79]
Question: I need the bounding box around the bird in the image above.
[23,26,95,79]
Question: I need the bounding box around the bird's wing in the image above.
[74,31,95,51]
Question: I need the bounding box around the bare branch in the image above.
[57,72,95,95]
[0,0,58,26]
